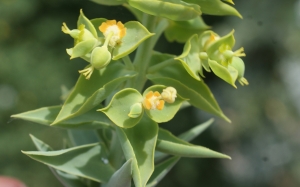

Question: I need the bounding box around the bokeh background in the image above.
[1,0,300,186]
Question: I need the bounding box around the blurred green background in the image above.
[1,0,300,186]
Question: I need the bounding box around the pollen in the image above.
[143,91,165,110]
[99,20,126,47]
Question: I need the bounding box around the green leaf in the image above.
[128,0,201,21]
[147,60,230,122]
[178,118,214,141]
[116,115,158,187]
[155,119,214,162]
[164,17,210,43]
[99,88,144,128]
[175,34,203,80]
[11,106,112,129]
[112,21,154,60]
[104,159,132,187]
[208,59,238,88]
[123,4,143,22]
[146,156,180,187]
[68,130,100,146]
[184,0,242,18]
[90,18,107,38]
[30,135,88,187]
[91,0,126,6]
[70,39,97,59]
[156,130,230,159]
[23,143,115,183]
[52,63,136,125]
[77,9,98,38]
[143,85,185,123]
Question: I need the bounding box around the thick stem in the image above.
[131,14,158,91]
[122,55,134,70]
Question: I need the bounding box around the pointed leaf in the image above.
[77,9,98,38]
[11,106,112,129]
[99,88,144,128]
[208,59,238,88]
[165,17,210,43]
[146,156,180,187]
[22,143,115,183]
[128,0,201,21]
[143,85,185,123]
[116,115,158,187]
[175,34,203,80]
[105,159,132,187]
[185,0,242,18]
[70,39,97,59]
[52,63,136,124]
[147,58,230,122]
[178,118,214,141]
[112,21,154,60]
[30,135,87,187]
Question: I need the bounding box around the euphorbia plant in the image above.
[12,0,248,186]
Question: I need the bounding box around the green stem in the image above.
[122,55,134,70]
[147,58,177,74]
[150,18,169,50]
[132,14,158,91]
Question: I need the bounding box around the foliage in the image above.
[11,0,248,186]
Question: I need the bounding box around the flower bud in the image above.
[128,103,143,118]
[90,46,111,69]
[230,57,249,85]
[161,87,177,103]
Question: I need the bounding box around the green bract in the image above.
[13,1,249,187]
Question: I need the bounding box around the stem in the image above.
[150,18,169,50]
[122,55,134,70]
[132,14,158,91]
[147,58,177,74]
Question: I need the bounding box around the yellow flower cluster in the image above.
[143,87,177,110]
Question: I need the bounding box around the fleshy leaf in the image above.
[90,18,106,38]
[146,156,180,187]
[11,106,111,129]
[104,159,132,187]
[52,63,136,125]
[143,85,185,123]
[155,119,214,162]
[147,56,230,122]
[30,135,87,187]
[208,59,238,88]
[91,0,126,6]
[77,9,98,38]
[175,34,203,80]
[22,143,115,183]
[99,88,144,128]
[112,21,154,60]
[128,0,201,21]
[156,130,230,159]
[184,0,242,18]
[178,118,214,141]
[116,115,158,187]
[164,17,210,43]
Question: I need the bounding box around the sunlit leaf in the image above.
[99,88,144,128]
[184,0,242,18]
[165,17,210,43]
[116,115,158,187]
[91,0,126,6]
[112,21,154,60]
[147,55,230,122]
[11,106,111,130]
[22,143,115,183]
[52,63,136,125]
[128,0,201,21]
[30,135,87,187]
[77,9,98,38]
